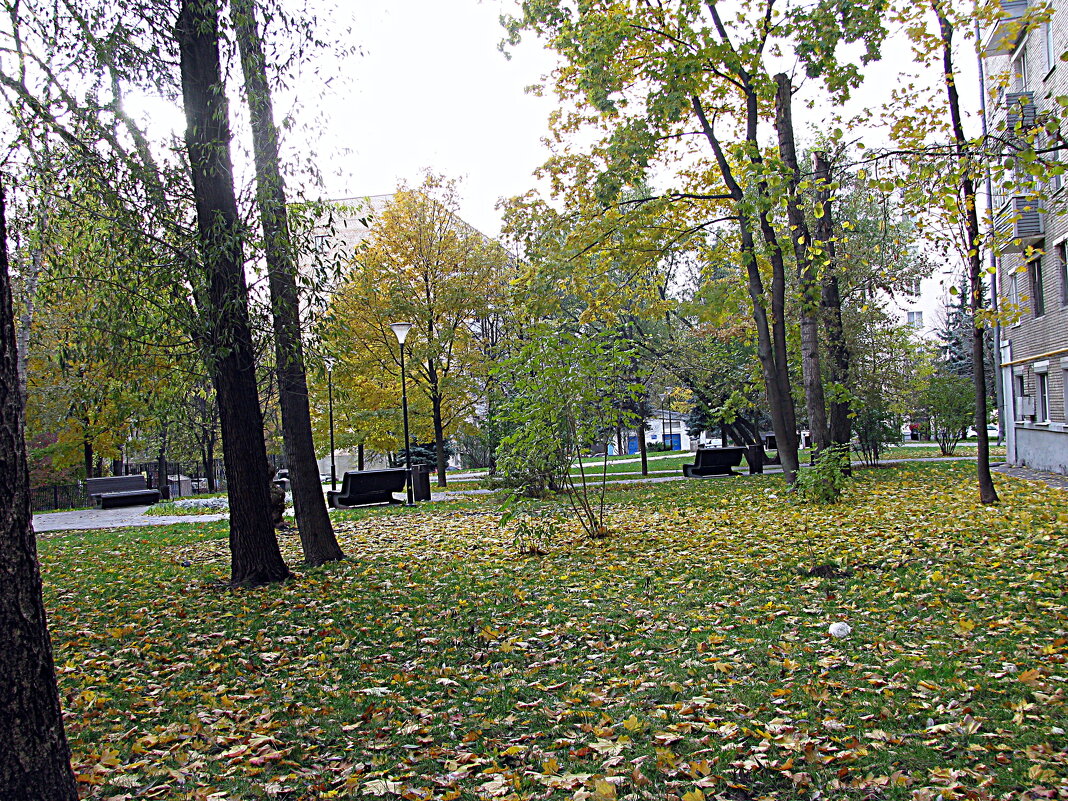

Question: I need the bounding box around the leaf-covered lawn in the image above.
[39,463,1066,800]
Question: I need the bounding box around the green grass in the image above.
[38,462,1066,799]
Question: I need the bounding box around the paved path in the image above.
[994,463,1068,491]
[37,456,1062,534]
[33,506,227,533]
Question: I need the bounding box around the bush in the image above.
[794,446,850,504]
[923,374,975,456]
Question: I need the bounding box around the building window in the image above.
[1049,147,1063,193]
[903,278,922,295]
[313,234,329,251]
[907,310,923,326]
[1059,242,1068,306]
[1037,371,1050,422]
[1014,44,1030,90]
[1044,21,1055,74]
[1062,365,1068,420]
[1009,268,1020,308]
[1030,257,1045,316]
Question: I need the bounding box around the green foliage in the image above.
[924,374,976,456]
[494,324,639,535]
[794,446,851,504]
[852,397,902,467]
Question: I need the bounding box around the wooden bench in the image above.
[86,476,160,508]
[327,469,407,508]
[683,446,747,477]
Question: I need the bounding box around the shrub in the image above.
[794,446,850,504]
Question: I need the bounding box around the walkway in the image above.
[993,463,1068,491]
[33,506,227,534]
[36,454,1055,535]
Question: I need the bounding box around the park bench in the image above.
[86,475,160,509]
[683,446,747,477]
[327,468,407,508]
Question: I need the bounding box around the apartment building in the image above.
[985,0,1068,475]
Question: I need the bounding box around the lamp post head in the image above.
[324,355,336,372]
[390,322,414,345]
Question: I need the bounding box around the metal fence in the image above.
[30,454,288,514]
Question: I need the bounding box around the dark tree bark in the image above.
[692,93,800,483]
[775,74,829,452]
[935,4,998,504]
[637,424,648,475]
[176,0,291,584]
[813,152,853,452]
[230,0,343,565]
[0,179,78,799]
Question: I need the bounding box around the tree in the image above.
[924,373,975,455]
[503,0,891,485]
[231,0,342,566]
[176,0,289,585]
[326,176,509,486]
[496,323,638,536]
[0,178,78,798]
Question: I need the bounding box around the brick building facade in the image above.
[985,0,1068,475]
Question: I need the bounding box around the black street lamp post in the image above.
[390,322,415,506]
[325,356,337,492]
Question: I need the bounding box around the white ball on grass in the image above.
[828,622,852,638]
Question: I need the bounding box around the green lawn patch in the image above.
[39,463,1066,799]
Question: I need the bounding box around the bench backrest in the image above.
[86,475,149,495]
[340,468,407,495]
[694,446,745,467]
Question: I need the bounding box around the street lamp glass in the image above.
[324,355,336,371]
[390,322,413,344]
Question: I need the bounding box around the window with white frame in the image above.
[1015,372,1027,420]
[1044,21,1055,74]
[1060,242,1068,306]
[1062,363,1068,420]
[1009,267,1020,309]
[1036,367,1050,422]
[1049,146,1063,194]
[1030,257,1046,316]
[1014,44,1030,90]
[907,310,923,326]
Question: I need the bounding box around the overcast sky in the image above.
[298,0,558,237]
[290,1,984,239]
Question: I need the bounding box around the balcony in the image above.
[984,0,1031,55]
[1005,91,1037,130]
[995,196,1045,253]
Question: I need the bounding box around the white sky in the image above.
[275,1,985,239]
[292,0,559,237]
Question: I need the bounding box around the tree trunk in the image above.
[357,443,365,471]
[813,152,853,453]
[690,94,799,483]
[935,4,998,504]
[775,74,829,452]
[637,424,648,475]
[431,390,448,486]
[230,0,342,565]
[82,430,93,478]
[176,0,291,584]
[156,433,168,501]
[0,177,78,799]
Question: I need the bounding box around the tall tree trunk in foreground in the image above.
[813,152,853,453]
[0,178,78,799]
[231,0,343,565]
[775,74,829,452]
[935,3,998,504]
[176,0,291,584]
[691,93,800,484]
